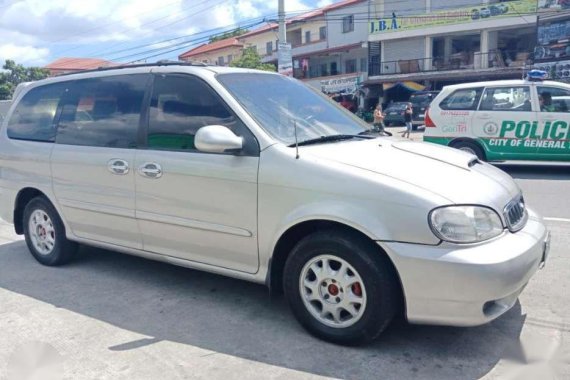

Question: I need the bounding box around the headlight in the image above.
[429,206,504,243]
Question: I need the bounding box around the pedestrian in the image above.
[402,102,413,139]
[373,104,385,133]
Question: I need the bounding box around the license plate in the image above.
[390,112,397,115]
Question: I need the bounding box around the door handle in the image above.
[478,113,491,120]
[107,159,130,175]
[138,162,163,179]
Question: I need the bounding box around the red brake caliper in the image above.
[352,282,362,297]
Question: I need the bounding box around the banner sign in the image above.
[320,74,362,94]
[278,43,293,76]
[370,0,537,35]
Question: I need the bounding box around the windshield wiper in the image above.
[289,134,370,147]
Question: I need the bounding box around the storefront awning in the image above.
[383,81,426,92]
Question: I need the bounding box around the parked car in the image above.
[0,63,549,345]
[480,7,491,18]
[423,75,570,162]
[471,9,480,20]
[410,91,439,129]
[383,102,408,126]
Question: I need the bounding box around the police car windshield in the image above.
[217,73,368,146]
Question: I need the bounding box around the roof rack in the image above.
[58,60,208,76]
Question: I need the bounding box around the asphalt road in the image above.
[0,164,568,380]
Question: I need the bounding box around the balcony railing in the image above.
[369,50,532,77]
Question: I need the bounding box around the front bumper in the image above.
[381,208,549,327]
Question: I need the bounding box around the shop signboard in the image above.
[320,74,362,94]
[370,0,537,35]
[535,18,570,61]
[278,43,293,76]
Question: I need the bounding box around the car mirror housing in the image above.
[195,125,243,154]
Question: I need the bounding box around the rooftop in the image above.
[44,57,116,71]
[179,37,243,59]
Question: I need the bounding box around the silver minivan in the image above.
[0,63,549,345]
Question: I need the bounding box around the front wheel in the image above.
[452,140,486,161]
[283,229,399,345]
[23,196,77,266]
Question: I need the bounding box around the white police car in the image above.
[424,71,570,162]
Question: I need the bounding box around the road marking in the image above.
[544,217,570,223]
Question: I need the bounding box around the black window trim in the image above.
[140,72,260,157]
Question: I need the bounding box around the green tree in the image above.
[0,60,50,100]
[229,48,276,72]
[209,28,249,43]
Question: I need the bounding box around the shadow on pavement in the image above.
[0,241,527,379]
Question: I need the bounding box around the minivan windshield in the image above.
[217,73,369,146]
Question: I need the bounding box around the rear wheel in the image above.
[23,196,77,266]
[451,140,486,161]
[283,229,399,345]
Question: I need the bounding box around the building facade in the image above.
[533,2,570,83]
[367,0,538,95]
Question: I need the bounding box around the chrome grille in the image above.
[504,196,527,232]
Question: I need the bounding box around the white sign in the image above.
[278,43,292,76]
[320,74,362,94]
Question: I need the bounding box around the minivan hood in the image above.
[301,138,520,209]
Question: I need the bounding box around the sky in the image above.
[0,0,339,67]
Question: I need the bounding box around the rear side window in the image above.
[7,82,68,142]
[439,88,483,111]
[56,74,148,148]
[479,86,531,112]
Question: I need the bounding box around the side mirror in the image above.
[195,125,243,154]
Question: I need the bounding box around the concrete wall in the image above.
[326,2,369,48]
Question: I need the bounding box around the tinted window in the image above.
[538,86,570,113]
[439,88,483,111]
[148,74,258,155]
[7,82,68,142]
[56,74,147,148]
[479,87,531,112]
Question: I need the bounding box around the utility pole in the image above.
[277,0,292,76]
[278,0,286,44]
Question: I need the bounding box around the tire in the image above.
[23,196,77,266]
[452,140,486,161]
[283,229,399,345]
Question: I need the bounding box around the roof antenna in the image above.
[294,120,300,159]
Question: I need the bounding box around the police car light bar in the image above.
[526,70,548,82]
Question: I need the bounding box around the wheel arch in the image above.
[449,137,487,160]
[268,219,405,315]
[14,187,53,234]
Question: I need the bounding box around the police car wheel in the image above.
[452,141,485,161]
